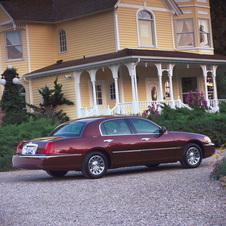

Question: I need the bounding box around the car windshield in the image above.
[49,121,86,137]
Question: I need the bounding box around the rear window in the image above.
[49,121,86,137]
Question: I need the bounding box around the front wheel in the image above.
[45,170,68,177]
[82,152,108,179]
[180,143,202,168]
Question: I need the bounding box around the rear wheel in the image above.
[180,143,202,168]
[82,152,108,179]
[45,170,68,177]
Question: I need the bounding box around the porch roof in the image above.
[23,48,226,79]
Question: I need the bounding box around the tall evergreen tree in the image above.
[0,67,28,125]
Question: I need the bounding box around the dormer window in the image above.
[58,29,67,53]
[138,10,155,46]
[5,30,23,61]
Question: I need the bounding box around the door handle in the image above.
[142,138,150,141]
[104,139,113,143]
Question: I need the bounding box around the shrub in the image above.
[142,104,226,147]
[210,144,226,179]
[185,89,208,111]
[142,103,160,118]
[219,101,226,114]
[0,118,58,171]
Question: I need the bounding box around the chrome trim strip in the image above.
[113,147,181,154]
[16,154,82,158]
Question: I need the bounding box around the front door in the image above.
[181,77,197,102]
[90,80,106,115]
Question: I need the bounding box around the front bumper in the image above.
[12,154,83,171]
[203,143,216,158]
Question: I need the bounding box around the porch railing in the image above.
[80,99,226,118]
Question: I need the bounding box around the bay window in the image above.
[199,19,210,47]
[5,30,23,61]
[175,19,194,48]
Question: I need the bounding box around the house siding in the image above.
[117,1,174,50]
[55,11,116,61]
[28,24,57,72]
[31,73,77,120]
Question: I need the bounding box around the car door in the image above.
[127,118,179,164]
[99,118,142,167]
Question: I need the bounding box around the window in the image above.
[207,74,213,99]
[5,30,23,61]
[17,84,26,110]
[128,118,160,134]
[109,82,116,100]
[100,119,131,135]
[138,10,155,46]
[175,19,194,47]
[96,84,103,105]
[58,29,67,52]
[39,86,48,104]
[165,81,170,98]
[199,19,210,47]
[49,121,86,137]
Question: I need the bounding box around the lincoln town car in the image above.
[12,116,215,179]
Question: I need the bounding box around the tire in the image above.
[45,170,68,177]
[82,152,108,179]
[145,163,160,168]
[180,143,202,168]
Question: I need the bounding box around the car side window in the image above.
[128,118,160,134]
[100,119,132,135]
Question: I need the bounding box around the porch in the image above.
[23,49,226,119]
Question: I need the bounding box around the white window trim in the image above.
[109,82,116,101]
[174,18,195,49]
[58,29,67,53]
[5,30,23,62]
[136,9,158,48]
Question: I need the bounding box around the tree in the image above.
[39,77,74,108]
[0,66,28,125]
[210,0,226,56]
[28,77,74,123]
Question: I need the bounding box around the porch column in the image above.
[126,60,140,114]
[88,69,98,115]
[155,63,163,101]
[110,65,120,114]
[168,64,175,108]
[200,65,209,106]
[73,71,82,118]
[212,65,219,109]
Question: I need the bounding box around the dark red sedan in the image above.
[13,116,215,179]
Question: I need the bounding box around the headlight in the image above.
[204,136,211,143]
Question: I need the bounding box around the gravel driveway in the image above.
[0,157,225,226]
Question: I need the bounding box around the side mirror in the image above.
[160,126,166,134]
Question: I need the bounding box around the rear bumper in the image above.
[203,143,215,158]
[12,154,83,171]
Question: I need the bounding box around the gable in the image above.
[0,5,12,24]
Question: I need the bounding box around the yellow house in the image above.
[0,0,226,119]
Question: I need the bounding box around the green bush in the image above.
[0,118,58,171]
[210,144,226,179]
[145,105,226,147]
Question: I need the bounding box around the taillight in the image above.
[16,141,24,153]
[41,141,54,154]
